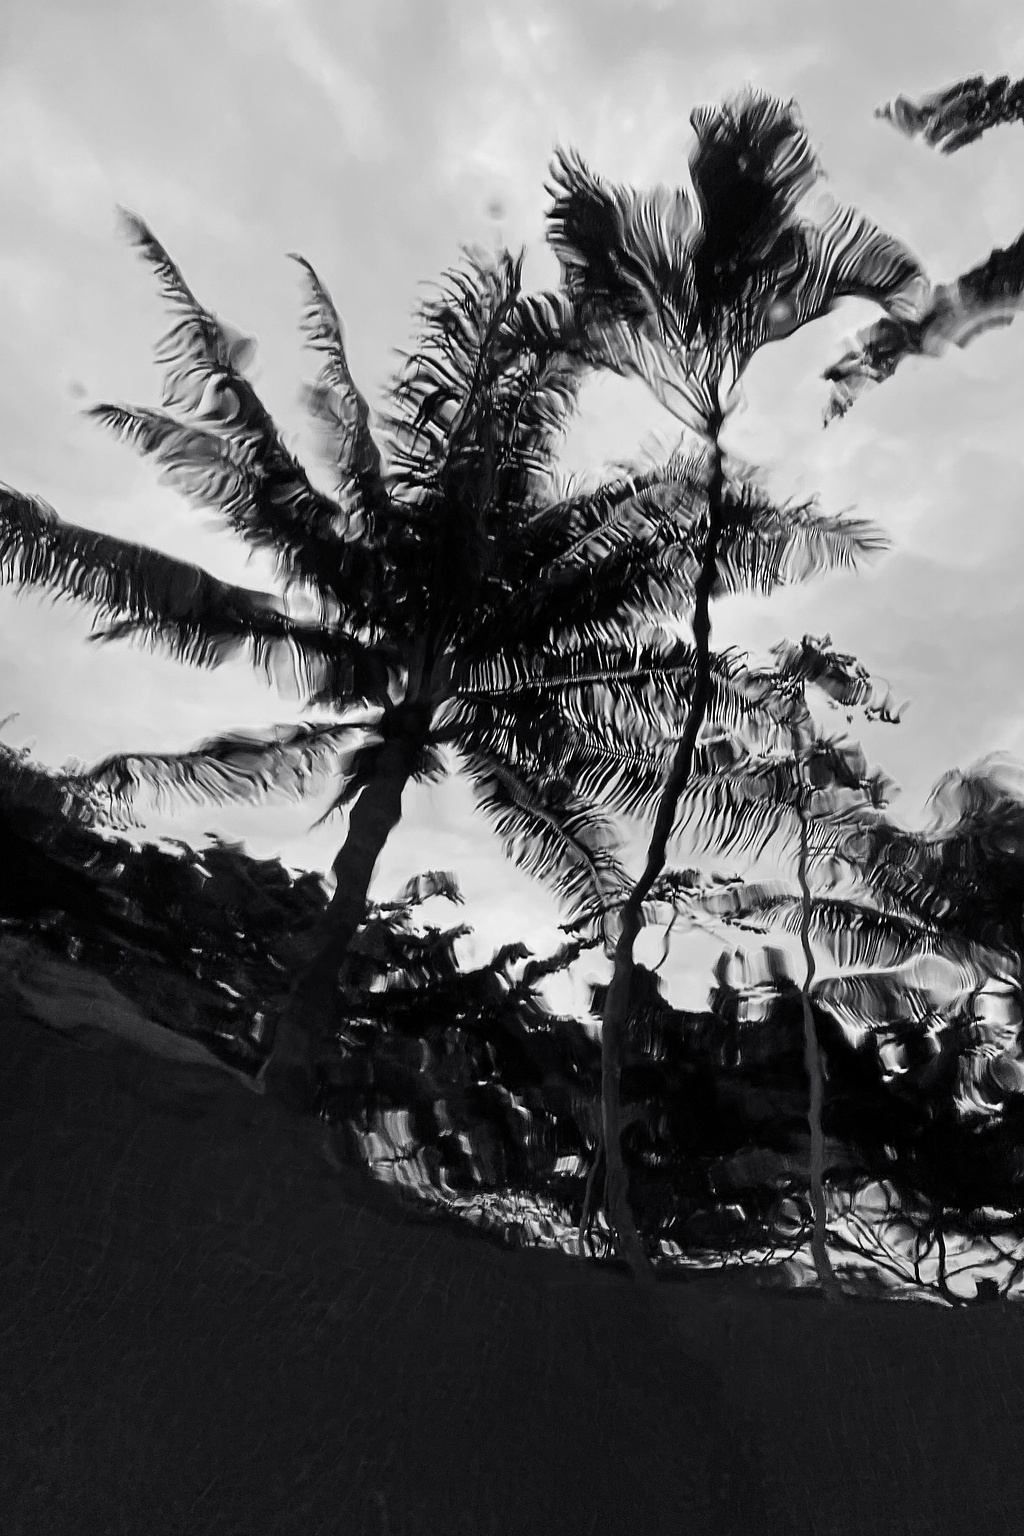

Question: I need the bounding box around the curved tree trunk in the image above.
[595,421,726,1285]
[795,742,843,1303]
[261,736,413,1112]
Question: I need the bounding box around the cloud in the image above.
[225,0,391,160]
[0,80,113,236]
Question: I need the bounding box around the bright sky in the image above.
[1,1,1023,1006]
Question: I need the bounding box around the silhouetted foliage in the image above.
[6,737,1024,1292]
[825,72,1024,421]
[878,72,1024,155]
[1,221,801,1108]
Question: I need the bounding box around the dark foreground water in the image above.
[5,1002,1024,1536]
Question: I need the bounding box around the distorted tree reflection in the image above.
[545,87,929,1278]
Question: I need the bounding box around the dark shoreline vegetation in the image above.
[5,736,1024,1305]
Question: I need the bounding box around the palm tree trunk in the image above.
[794,741,843,1302]
[261,737,413,1111]
[595,418,726,1285]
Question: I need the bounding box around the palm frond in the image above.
[695,880,942,970]
[775,196,926,344]
[500,288,583,477]
[119,209,255,412]
[383,870,465,909]
[877,73,1024,155]
[545,729,670,824]
[452,691,671,824]
[290,254,391,522]
[546,147,699,338]
[475,626,687,700]
[85,717,377,818]
[121,218,392,626]
[381,252,585,630]
[583,314,717,427]
[652,868,792,915]
[521,459,885,610]
[459,632,697,699]
[457,638,779,760]
[668,726,891,866]
[687,90,926,359]
[460,747,628,930]
[547,90,926,415]
[813,968,940,1037]
[88,403,355,605]
[465,536,690,665]
[672,771,800,864]
[715,486,889,597]
[847,756,1024,957]
[770,635,880,713]
[528,450,705,580]
[812,937,1013,1041]
[0,484,390,704]
[456,447,708,660]
[387,250,522,499]
[840,818,946,928]
[545,147,714,424]
[797,898,944,971]
[824,230,1024,422]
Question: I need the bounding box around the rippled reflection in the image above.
[5,735,1024,1305]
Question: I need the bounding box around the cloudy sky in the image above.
[1,0,1023,1001]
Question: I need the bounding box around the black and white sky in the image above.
[1,0,1023,994]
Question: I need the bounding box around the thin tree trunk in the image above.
[261,737,413,1111]
[597,419,726,1285]
[578,1144,605,1256]
[794,740,843,1303]
[934,1213,956,1305]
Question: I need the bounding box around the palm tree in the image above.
[826,71,1024,422]
[0,215,764,1111]
[544,87,930,1278]
[660,649,1024,1294]
[560,464,892,1274]
[652,636,909,1295]
[802,759,1024,1296]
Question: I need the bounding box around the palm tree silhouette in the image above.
[0,217,760,1109]
[655,636,906,1296]
[545,86,932,1278]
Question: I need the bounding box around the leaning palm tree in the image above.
[0,216,772,1110]
[544,86,930,1278]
